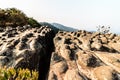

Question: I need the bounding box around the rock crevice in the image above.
[1,26,120,80]
[0,25,55,80]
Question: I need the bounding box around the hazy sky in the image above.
[0,0,120,33]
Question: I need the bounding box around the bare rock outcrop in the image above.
[48,30,120,80]
[1,24,120,80]
[0,25,55,80]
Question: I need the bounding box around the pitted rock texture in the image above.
[48,30,120,80]
[0,25,55,80]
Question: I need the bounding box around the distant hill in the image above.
[40,22,78,33]
[39,22,59,33]
[51,23,78,32]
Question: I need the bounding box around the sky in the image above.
[0,0,120,33]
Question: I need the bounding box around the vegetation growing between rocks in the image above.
[0,68,38,80]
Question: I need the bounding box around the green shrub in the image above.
[0,8,27,27]
[27,18,41,27]
[0,8,40,27]
[0,67,38,80]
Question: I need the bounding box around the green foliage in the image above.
[96,25,110,34]
[27,18,41,27]
[0,8,27,27]
[0,8,40,27]
[0,67,38,80]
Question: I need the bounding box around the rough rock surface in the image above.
[1,25,120,80]
[0,25,55,80]
[48,30,120,80]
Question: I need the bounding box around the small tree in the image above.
[96,25,110,34]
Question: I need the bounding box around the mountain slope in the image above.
[51,23,78,32]
[40,22,59,33]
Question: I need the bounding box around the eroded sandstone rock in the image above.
[0,25,55,80]
[48,31,120,80]
[1,25,120,80]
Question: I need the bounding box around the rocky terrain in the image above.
[48,30,120,80]
[0,24,120,80]
[1,8,120,80]
[0,25,55,80]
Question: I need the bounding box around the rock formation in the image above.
[0,25,55,80]
[1,7,120,80]
[0,20,120,80]
[48,30,120,80]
